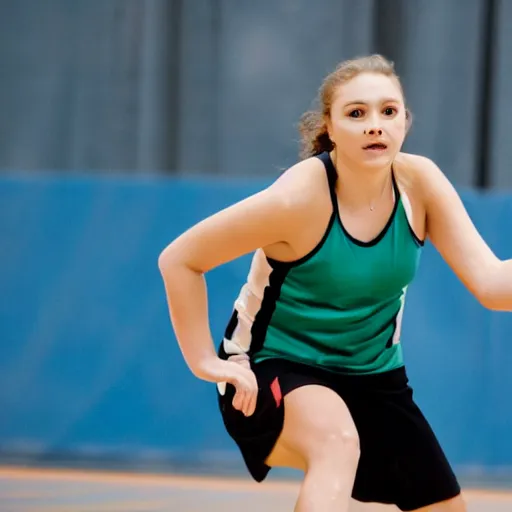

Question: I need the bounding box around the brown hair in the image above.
[298,54,412,159]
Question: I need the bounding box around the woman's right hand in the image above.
[196,355,258,417]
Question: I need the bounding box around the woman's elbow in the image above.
[474,270,505,311]
[158,242,181,275]
[158,241,204,279]
[476,289,496,310]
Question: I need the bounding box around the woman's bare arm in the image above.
[416,155,512,310]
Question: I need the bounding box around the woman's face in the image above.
[327,72,407,170]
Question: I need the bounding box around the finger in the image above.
[240,389,250,416]
[243,387,256,417]
[227,357,250,370]
[235,383,250,417]
[233,390,242,410]
[242,374,257,416]
[238,360,251,370]
[232,389,245,411]
[228,354,250,364]
[248,375,259,416]
[246,389,257,417]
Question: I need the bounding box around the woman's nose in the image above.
[364,128,383,136]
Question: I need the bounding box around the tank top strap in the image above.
[315,152,339,215]
[391,164,400,203]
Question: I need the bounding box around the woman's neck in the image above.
[330,150,394,212]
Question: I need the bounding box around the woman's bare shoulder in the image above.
[393,151,437,194]
[270,155,329,210]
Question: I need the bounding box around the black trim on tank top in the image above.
[220,266,290,359]
[266,212,336,270]
[392,179,425,247]
[218,310,239,360]
[265,152,338,270]
[248,265,290,356]
[316,151,339,214]
[224,309,239,340]
[318,151,401,248]
[406,220,425,247]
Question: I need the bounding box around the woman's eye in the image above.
[349,109,364,118]
[383,107,396,116]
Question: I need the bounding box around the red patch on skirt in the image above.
[270,377,282,407]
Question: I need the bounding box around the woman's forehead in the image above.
[334,73,403,105]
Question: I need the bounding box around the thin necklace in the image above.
[369,173,393,211]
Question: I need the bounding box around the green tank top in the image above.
[220,152,423,375]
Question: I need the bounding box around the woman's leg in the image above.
[265,384,360,512]
[408,494,466,512]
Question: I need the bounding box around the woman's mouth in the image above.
[363,143,388,153]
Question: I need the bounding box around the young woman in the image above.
[158,54,512,511]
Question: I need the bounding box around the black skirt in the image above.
[217,358,461,511]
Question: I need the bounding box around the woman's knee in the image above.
[306,424,360,466]
[277,384,360,469]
